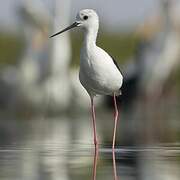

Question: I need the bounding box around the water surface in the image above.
[0,116,180,180]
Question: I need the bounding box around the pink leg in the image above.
[90,97,98,148]
[112,93,119,180]
[112,93,119,149]
[90,97,99,180]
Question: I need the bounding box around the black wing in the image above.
[110,55,123,94]
[110,55,121,72]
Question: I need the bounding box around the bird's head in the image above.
[50,9,99,38]
[76,9,99,31]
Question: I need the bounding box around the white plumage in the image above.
[78,9,123,97]
[50,10,123,174]
[51,9,123,97]
[80,45,123,96]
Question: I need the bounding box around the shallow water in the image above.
[0,116,180,180]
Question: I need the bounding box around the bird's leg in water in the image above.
[90,97,99,180]
[112,93,119,148]
[112,93,119,180]
[92,142,98,180]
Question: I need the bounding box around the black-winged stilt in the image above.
[50,9,123,179]
[50,8,123,149]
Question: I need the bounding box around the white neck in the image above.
[83,27,98,49]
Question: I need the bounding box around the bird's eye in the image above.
[83,15,88,20]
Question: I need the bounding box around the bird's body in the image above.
[50,9,123,180]
[77,9,123,97]
[79,45,123,97]
[50,9,123,97]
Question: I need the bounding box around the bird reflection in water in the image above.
[92,145,98,180]
[50,9,122,180]
[92,147,119,180]
[112,148,118,180]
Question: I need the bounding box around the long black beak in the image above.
[50,22,80,38]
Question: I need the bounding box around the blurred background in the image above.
[0,0,180,179]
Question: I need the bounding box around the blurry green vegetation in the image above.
[0,31,139,68]
[1,31,180,96]
[0,32,24,68]
[70,31,140,66]
[0,32,138,67]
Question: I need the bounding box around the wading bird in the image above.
[50,9,123,151]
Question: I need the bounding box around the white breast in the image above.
[79,45,123,96]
